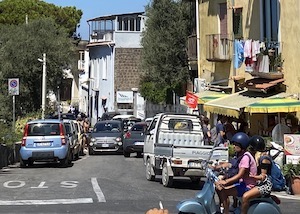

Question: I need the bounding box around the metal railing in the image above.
[206,34,231,61]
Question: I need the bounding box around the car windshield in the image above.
[27,123,60,136]
[131,124,147,132]
[94,122,121,132]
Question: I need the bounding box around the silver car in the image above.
[63,119,80,160]
[89,120,123,155]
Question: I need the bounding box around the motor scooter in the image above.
[176,147,282,214]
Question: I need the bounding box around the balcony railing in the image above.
[90,30,114,43]
[187,34,197,61]
[206,34,231,61]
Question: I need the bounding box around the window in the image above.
[102,57,107,80]
[262,0,279,41]
[233,8,243,39]
[219,3,228,39]
[168,119,193,131]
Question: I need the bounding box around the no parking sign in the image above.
[8,78,19,96]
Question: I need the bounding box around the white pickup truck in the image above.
[143,113,228,187]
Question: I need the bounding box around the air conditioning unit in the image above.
[194,78,206,93]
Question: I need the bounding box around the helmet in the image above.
[231,132,249,149]
[249,135,266,152]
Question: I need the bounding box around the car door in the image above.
[143,117,158,155]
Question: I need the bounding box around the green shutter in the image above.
[233,8,243,39]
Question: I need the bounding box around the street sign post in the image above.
[8,78,19,96]
[8,78,19,132]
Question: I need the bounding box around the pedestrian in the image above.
[224,117,237,142]
[201,116,211,145]
[215,115,226,146]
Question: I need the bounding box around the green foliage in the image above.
[0,122,22,146]
[0,0,82,37]
[140,0,191,104]
[283,162,300,178]
[0,18,75,121]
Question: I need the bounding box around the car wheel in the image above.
[28,160,34,167]
[162,163,173,187]
[136,152,142,158]
[190,177,201,184]
[146,158,155,181]
[20,159,28,168]
[60,158,68,167]
[88,148,94,155]
[123,151,130,158]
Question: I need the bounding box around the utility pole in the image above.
[39,53,47,119]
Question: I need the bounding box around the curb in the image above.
[272,191,300,201]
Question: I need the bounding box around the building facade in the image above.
[87,12,146,124]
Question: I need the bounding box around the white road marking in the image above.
[31,181,48,189]
[0,198,93,206]
[91,177,106,202]
[3,181,25,188]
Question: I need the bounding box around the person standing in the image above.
[215,115,226,146]
[82,118,90,151]
[201,116,211,145]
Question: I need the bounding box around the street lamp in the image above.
[38,53,46,119]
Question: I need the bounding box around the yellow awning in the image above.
[203,90,281,118]
[245,94,300,113]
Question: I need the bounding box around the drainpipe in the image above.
[196,0,201,78]
[232,0,236,77]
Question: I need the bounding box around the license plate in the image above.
[36,142,51,147]
[101,143,109,148]
[134,142,144,146]
[189,162,201,168]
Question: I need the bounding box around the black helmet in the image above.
[231,132,249,149]
[249,135,266,152]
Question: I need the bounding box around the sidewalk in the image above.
[272,190,300,200]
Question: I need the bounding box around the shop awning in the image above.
[203,90,280,118]
[196,91,228,104]
[245,94,300,113]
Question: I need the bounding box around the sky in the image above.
[44,0,150,40]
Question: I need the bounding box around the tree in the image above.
[0,18,75,121]
[0,0,82,37]
[140,0,191,104]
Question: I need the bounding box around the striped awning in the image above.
[245,96,300,113]
[196,91,228,104]
[203,90,285,118]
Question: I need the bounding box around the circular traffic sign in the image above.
[10,79,18,88]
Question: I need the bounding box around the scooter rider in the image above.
[241,135,273,214]
[215,132,257,214]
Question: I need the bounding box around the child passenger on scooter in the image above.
[241,135,273,214]
[215,132,257,214]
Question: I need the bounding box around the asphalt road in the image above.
[0,153,299,214]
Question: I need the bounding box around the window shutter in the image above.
[233,8,243,39]
[219,3,228,39]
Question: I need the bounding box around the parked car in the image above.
[73,120,84,155]
[49,113,77,120]
[63,119,80,160]
[123,122,147,158]
[19,119,72,167]
[112,116,142,132]
[89,120,123,155]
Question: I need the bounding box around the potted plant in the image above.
[283,162,300,195]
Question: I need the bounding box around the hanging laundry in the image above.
[234,40,244,69]
[256,55,270,73]
[252,40,260,61]
[244,39,252,58]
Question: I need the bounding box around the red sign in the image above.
[185,91,198,109]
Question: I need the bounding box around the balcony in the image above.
[90,30,114,43]
[206,34,231,62]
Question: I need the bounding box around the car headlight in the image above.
[91,138,96,142]
[117,141,123,146]
[115,137,121,142]
[89,142,94,146]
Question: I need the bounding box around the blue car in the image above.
[19,119,72,167]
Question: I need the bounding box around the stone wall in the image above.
[114,48,143,92]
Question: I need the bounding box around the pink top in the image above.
[239,151,257,189]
